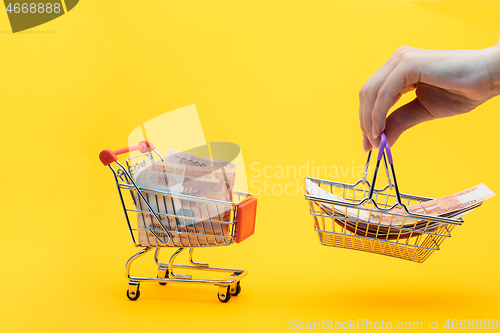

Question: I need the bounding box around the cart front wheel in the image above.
[217,286,232,303]
[157,269,168,285]
[127,289,140,301]
[231,282,241,296]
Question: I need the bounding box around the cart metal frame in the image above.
[100,141,254,302]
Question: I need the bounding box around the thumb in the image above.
[384,98,436,147]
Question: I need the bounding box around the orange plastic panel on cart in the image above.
[235,198,257,243]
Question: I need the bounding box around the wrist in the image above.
[485,41,500,97]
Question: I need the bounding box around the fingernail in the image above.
[362,135,372,153]
[372,123,379,139]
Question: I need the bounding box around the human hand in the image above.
[359,42,500,151]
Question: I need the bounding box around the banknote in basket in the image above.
[306,179,495,239]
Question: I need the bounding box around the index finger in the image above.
[359,57,403,147]
[371,62,419,138]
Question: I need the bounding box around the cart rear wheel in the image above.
[217,286,232,303]
[231,282,241,296]
[127,289,140,301]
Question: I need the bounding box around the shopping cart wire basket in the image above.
[100,141,257,302]
[304,133,470,263]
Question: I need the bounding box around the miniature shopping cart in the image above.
[100,141,257,302]
[305,133,475,263]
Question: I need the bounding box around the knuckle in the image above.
[377,86,388,99]
[395,46,416,64]
[396,46,411,55]
[360,78,376,99]
[400,51,412,63]
[362,86,376,99]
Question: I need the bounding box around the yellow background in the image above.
[1,0,500,331]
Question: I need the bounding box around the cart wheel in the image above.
[230,282,241,296]
[126,289,140,301]
[157,269,168,285]
[217,286,232,303]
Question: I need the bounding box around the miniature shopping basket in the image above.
[304,133,474,263]
[99,141,257,302]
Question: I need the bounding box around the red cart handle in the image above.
[99,141,156,166]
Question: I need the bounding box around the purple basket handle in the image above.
[376,133,393,164]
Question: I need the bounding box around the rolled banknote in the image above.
[166,148,212,167]
[134,154,236,246]
[306,179,495,227]
[205,156,237,202]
